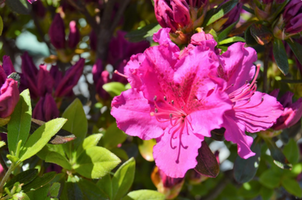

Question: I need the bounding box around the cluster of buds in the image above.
[19,52,85,121]
[154,0,208,44]
[49,14,81,62]
[92,31,149,101]
[273,0,302,39]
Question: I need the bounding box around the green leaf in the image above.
[112,158,136,200]
[218,20,237,41]
[6,0,32,14]
[286,39,302,67]
[209,29,218,42]
[4,169,38,190]
[7,89,31,154]
[238,181,261,198]
[234,140,261,183]
[45,152,72,170]
[204,0,239,26]
[138,139,156,161]
[22,172,57,192]
[125,23,161,42]
[218,36,245,45]
[26,184,51,200]
[0,141,5,148]
[75,146,121,179]
[273,38,289,75]
[259,170,281,189]
[103,82,126,97]
[260,186,274,200]
[249,23,273,45]
[19,118,67,162]
[62,98,87,158]
[102,122,127,150]
[0,16,3,36]
[61,182,84,200]
[122,190,165,200]
[283,138,299,164]
[194,141,219,178]
[49,182,61,198]
[281,177,302,197]
[76,133,103,158]
[263,137,292,169]
[244,25,258,46]
[110,147,129,161]
[96,174,112,199]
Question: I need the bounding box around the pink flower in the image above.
[270,90,302,130]
[111,31,232,177]
[217,43,284,158]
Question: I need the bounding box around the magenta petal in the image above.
[111,89,167,140]
[2,56,15,76]
[124,53,145,90]
[234,91,283,133]
[153,126,203,178]
[153,28,180,53]
[223,111,255,159]
[219,42,257,93]
[0,79,20,118]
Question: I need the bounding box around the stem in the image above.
[262,44,271,92]
[0,163,16,194]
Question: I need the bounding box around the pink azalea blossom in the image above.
[111,30,232,178]
[217,42,284,158]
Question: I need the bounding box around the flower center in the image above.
[150,95,193,163]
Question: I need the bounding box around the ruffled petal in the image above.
[223,111,255,159]
[234,91,283,133]
[153,125,203,178]
[111,88,167,140]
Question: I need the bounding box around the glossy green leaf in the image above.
[110,147,129,160]
[283,138,299,164]
[7,89,32,154]
[22,172,56,192]
[259,170,281,189]
[96,174,112,199]
[125,23,161,42]
[218,36,245,45]
[4,169,38,190]
[112,158,136,200]
[0,16,3,36]
[260,186,274,200]
[45,152,72,170]
[76,133,103,158]
[49,182,61,198]
[273,38,289,75]
[244,25,258,46]
[19,118,67,162]
[102,122,127,149]
[286,39,302,66]
[6,0,31,15]
[281,177,302,197]
[0,141,5,148]
[62,98,87,158]
[75,146,121,179]
[218,20,238,41]
[103,82,126,97]
[122,190,165,200]
[264,137,292,169]
[238,181,261,198]
[234,140,261,183]
[26,184,51,200]
[61,182,84,200]
[204,0,239,26]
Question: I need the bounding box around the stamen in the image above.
[164,96,167,101]
[153,95,157,101]
[114,70,128,78]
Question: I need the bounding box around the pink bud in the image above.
[32,0,46,18]
[49,14,66,49]
[55,58,85,97]
[33,93,59,121]
[0,78,19,118]
[92,59,110,100]
[68,21,80,49]
[2,56,15,76]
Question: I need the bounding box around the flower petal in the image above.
[111,88,167,140]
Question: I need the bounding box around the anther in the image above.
[169,113,173,118]
[164,96,167,101]
[153,96,157,101]
[114,70,128,78]
[155,108,158,113]
[171,100,174,105]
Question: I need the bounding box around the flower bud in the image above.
[37,64,54,96]
[33,93,59,121]
[2,56,15,76]
[151,167,184,199]
[68,21,80,49]
[0,78,19,118]
[274,0,302,39]
[55,58,85,97]
[49,13,66,49]
[32,0,46,18]
[92,59,110,100]
[271,90,302,130]
[154,0,208,44]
